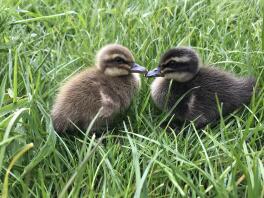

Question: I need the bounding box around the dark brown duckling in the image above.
[146,47,256,129]
[51,44,147,134]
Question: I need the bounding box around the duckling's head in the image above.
[146,47,200,82]
[96,44,147,76]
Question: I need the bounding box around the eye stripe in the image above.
[161,62,191,74]
[162,68,175,73]
[161,62,189,69]
[106,59,127,64]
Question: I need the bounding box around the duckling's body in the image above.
[151,67,255,128]
[52,44,146,134]
[147,47,255,129]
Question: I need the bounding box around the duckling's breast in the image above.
[100,74,141,110]
[150,78,170,110]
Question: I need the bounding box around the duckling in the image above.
[146,47,256,129]
[51,44,147,134]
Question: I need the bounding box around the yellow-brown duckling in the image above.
[51,44,147,134]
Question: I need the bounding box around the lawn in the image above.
[0,0,263,197]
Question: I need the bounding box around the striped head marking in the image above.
[146,47,200,82]
[96,44,146,76]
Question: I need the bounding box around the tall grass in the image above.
[0,0,263,197]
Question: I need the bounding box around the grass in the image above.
[0,0,263,197]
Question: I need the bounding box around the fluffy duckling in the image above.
[51,44,147,134]
[146,47,256,129]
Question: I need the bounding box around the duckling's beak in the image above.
[145,67,162,78]
[130,63,147,74]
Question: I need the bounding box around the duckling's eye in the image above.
[168,60,177,66]
[115,57,125,64]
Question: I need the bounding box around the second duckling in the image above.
[146,47,256,129]
[51,44,147,134]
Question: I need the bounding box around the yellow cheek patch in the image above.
[119,64,131,70]
[164,72,193,82]
[164,56,191,65]
[104,67,129,76]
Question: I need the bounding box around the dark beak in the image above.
[130,63,147,74]
[145,67,163,77]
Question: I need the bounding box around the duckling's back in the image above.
[193,67,255,110]
[152,67,256,128]
[184,67,256,125]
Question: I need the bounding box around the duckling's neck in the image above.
[131,73,140,82]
